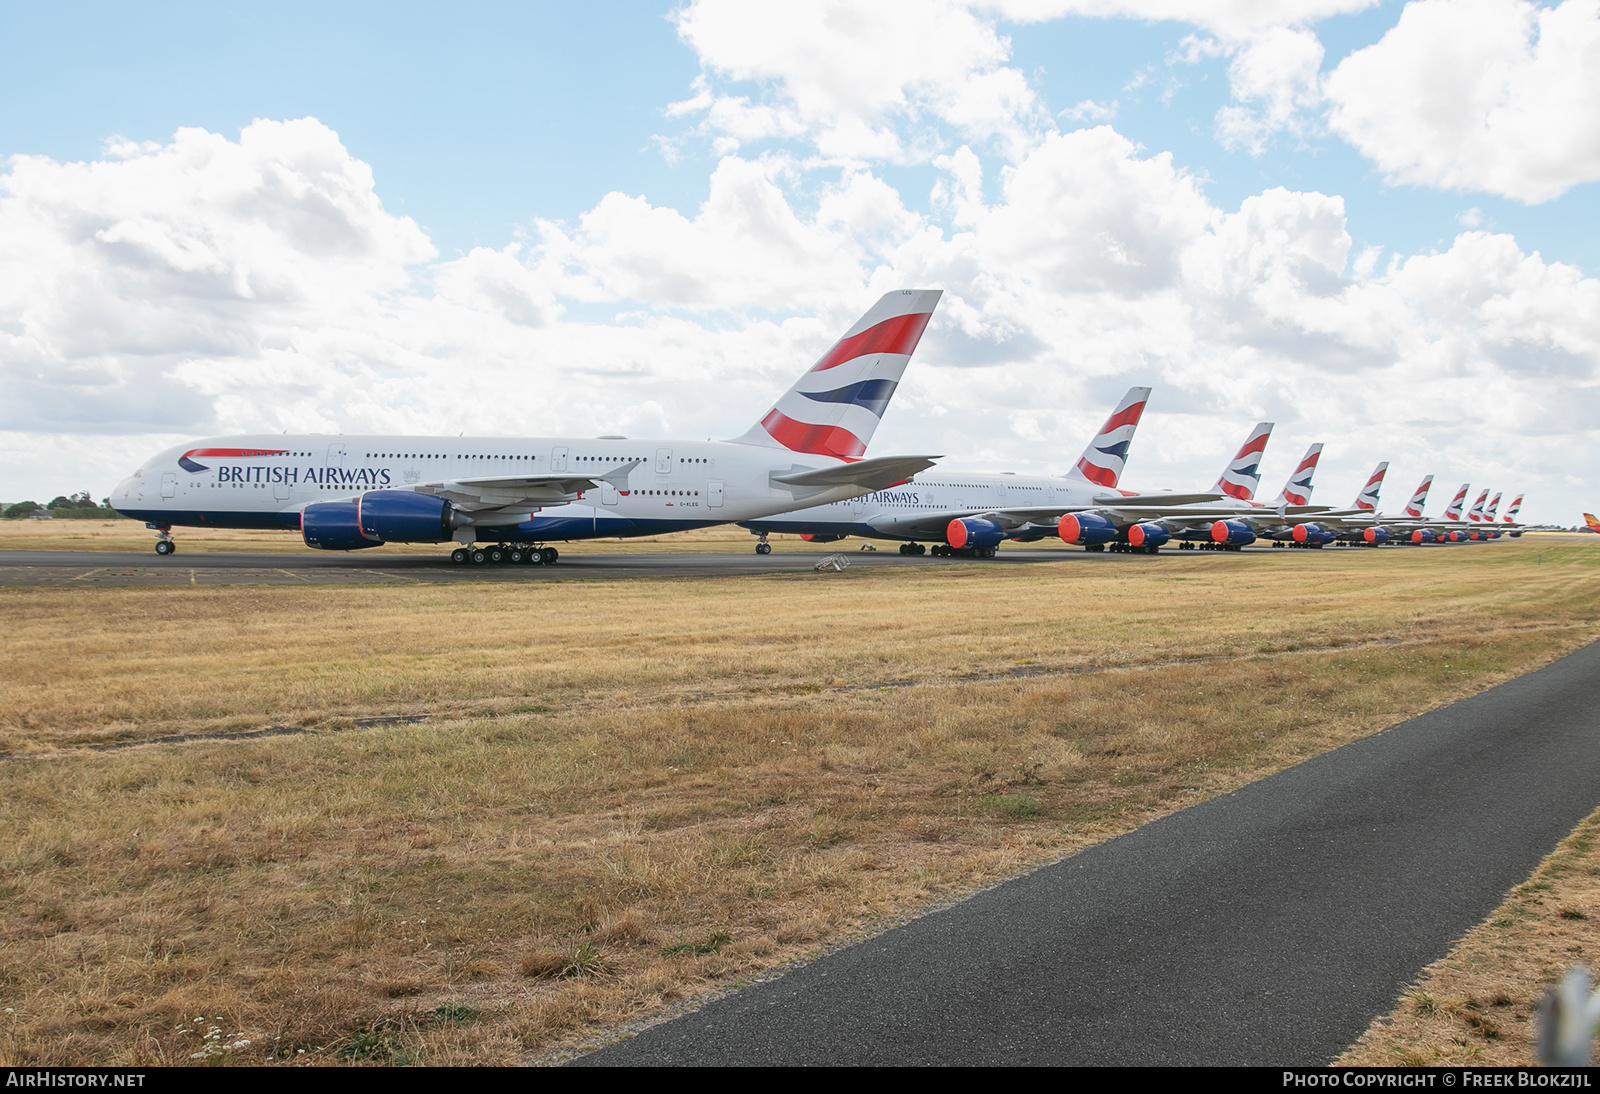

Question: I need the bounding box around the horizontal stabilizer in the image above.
[771,455,940,492]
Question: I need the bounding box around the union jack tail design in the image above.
[1444,483,1471,521]
[1352,461,1389,511]
[1404,475,1434,519]
[1212,422,1274,501]
[1467,489,1490,522]
[1504,494,1523,522]
[1066,386,1151,487]
[733,290,942,460]
[1485,492,1502,522]
[1585,513,1600,532]
[1267,443,1323,507]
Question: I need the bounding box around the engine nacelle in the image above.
[1126,522,1169,548]
[1446,530,1465,542]
[1410,528,1438,544]
[1362,526,1390,545]
[947,517,1005,549]
[358,490,453,543]
[1210,520,1256,546]
[1058,512,1117,546]
[301,501,382,551]
[1291,522,1335,546]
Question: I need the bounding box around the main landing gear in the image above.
[450,543,559,565]
[149,524,176,555]
[929,544,997,558]
[755,533,772,555]
[897,542,927,556]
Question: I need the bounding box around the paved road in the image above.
[577,639,1600,1066]
[0,545,1308,587]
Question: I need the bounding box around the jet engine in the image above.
[358,490,454,543]
[1361,526,1389,545]
[301,501,382,551]
[1410,528,1438,544]
[947,517,1005,549]
[1057,513,1117,546]
[800,533,847,543]
[1290,522,1335,546]
[1126,522,1169,548]
[1210,520,1256,547]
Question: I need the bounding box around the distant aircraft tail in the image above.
[1467,489,1490,522]
[1403,475,1434,519]
[1352,462,1389,510]
[1585,513,1600,532]
[1444,483,1470,521]
[732,289,942,460]
[1504,494,1523,523]
[1485,492,1502,522]
[1267,443,1323,507]
[1212,422,1273,501]
[1066,386,1151,487]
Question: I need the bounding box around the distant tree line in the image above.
[3,492,128,519]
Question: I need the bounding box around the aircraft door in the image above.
[708,480,724,508]
[161,473,177,498]
[274,478,291,501]
[600,481,620,506]
[326,443,347,467]
[655,448,672,475]
[551,446,568,471]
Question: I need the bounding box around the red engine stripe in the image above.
[810,311,934,372]
[759,410,867,460]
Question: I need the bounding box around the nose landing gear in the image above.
[755,533,772,555]
[148,524,175,555]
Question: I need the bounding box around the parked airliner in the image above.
[111,291,946,562]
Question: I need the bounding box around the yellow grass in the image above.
[0,538,1597,1065]
[1340,806,1600,1066]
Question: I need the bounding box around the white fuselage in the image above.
[111,433,891,542]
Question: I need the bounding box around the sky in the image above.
[2,0,1598,523]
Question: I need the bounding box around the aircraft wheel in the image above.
[755,542,772,555]
[471,549,487,564]
[546,547,559,563]
[508,549,524,564]
[154,540,174,556]
[898,543,911,555]
[451,548,469,564]
[487,547,506,564]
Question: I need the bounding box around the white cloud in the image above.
[1325,0,1600,203]
[1,115,1595,522]
[1213,27,1326,153]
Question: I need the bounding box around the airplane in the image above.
[110,290,948,562]
[1586,513,1600,534]
[737,386,1225,557]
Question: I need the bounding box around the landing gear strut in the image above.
[755,533,772,556]
[149,524,175,556]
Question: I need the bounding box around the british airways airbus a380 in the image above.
[111,291,944,562]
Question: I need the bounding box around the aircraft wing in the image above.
[1091,492,1226,507]
[771,455,941,494]
[416,461,642,511]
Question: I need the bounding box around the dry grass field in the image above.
[1,537,1597,1065]
[1341,805,1600,1066]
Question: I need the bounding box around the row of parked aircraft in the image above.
[109,290,1545,561]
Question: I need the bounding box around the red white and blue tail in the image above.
[1444,483,1471,521]
[1467,489,1489,522]
[1403,475,1434,519]
[733,290,942,460]
[1267,443,1323,507]
[1066,386,1150,487]
[1485,492,1502,522]
[1504,494,1523,523]
[1352,462,1388,510]
[1212,422,1274,500]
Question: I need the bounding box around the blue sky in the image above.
[1,1,1597,521]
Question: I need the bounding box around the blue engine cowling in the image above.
[1210,519,1256,546]
[1058,512,1118,545]
[358,490,453,543]
[1291,522,1335,546]
[1361,526,1390,545]
[947,517,1006,549]
[301,501,382,551]
[1126,522,1169,548]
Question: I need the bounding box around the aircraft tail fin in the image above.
[1404,475,1434,519]
[1212,422,1273,500]
[1486,492,1502,522]
[1066,386,1151,487]
[1504,494,1523,522]
[731,289,942,460]
[1467,489,1490,522]
[1585,512,1600,532]
[1352,461,1389,510]
[1444,483,1471,521]
[1267,443,1323,507]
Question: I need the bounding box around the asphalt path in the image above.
[0,544,1315,587]
[577,639,1600,1066]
